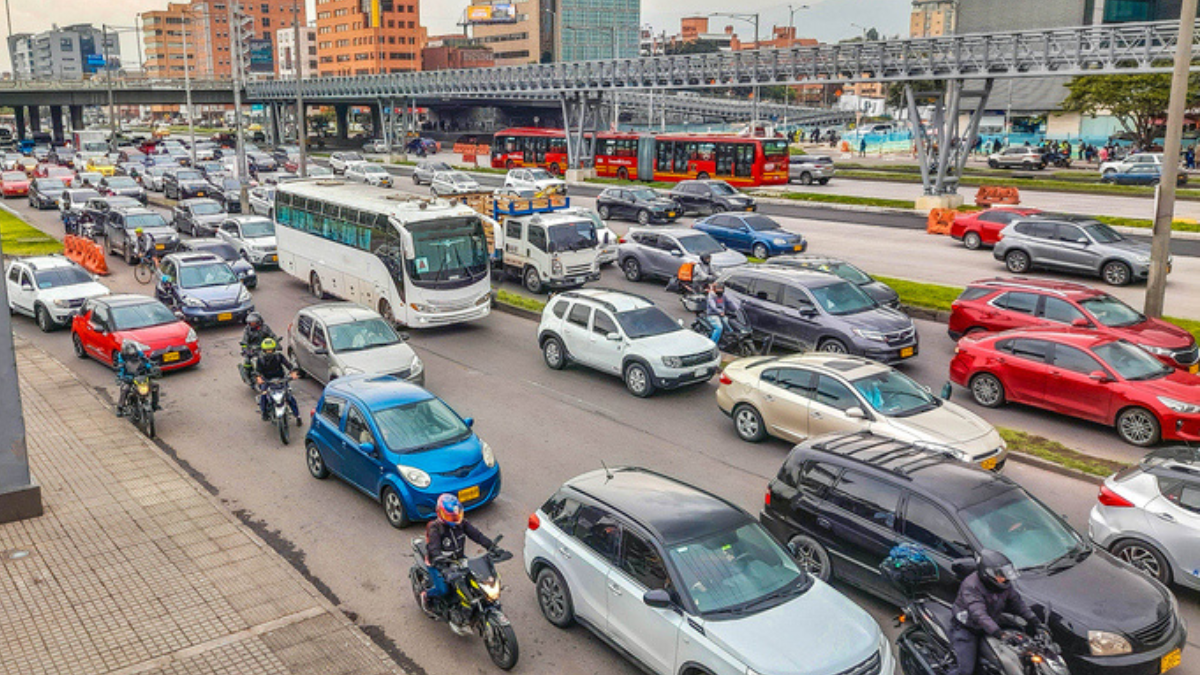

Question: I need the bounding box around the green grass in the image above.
[874,276,962,312]
[0,210,61,256]
[495,289,546,313]
[767,191,917,210]
[584,177,677,190]
[1091,216,1200,233]
[1164,315,1200,343]
[999,427,1127,477]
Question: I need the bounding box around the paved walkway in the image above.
[0,338,403,675]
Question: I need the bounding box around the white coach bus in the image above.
[274,180,491,327]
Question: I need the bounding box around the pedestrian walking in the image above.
[859,137,867,157]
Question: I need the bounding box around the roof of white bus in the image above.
[278,179,479,223]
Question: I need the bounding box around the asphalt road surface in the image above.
[7,192,1199,675]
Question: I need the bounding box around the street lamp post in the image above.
[711,13,760,128]
[180,9,197,166]
[228,1,249,207]
[783,5,810,133]
[293,0,307,177]
[103,25,116,143]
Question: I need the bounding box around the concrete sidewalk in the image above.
[0,338,403,675]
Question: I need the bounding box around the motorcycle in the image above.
[119,371,160,439]
[238,342,259,389]
[681,294,759,357]
[409,534,519,671]
[260,377,298,445]
[881,546,1069,675]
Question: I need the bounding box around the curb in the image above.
[1006,451,1105,486]
[899,304,950,324]
[490,295,542,322]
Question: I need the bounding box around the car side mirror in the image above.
[642,588,672,609]
[1088,370,1112,383]
[670,249,683,257]
[89,320,105,333]
[463,417,475,428]
[399,332,410,342]
[20,282,33,290]
[800,307,818,317]
[951,557,977,580]
[606,332,621,341]
[312,347,327,356]
[845,406,866,420]
[359,441,378,458]
[940,382,953,400]
[1071,318,1092,328]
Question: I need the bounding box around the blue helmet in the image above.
[436,494,463,525]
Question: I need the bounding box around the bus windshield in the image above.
[405,217,489,289]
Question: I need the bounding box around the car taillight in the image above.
[718,371,733,385]
[1098,485,1134,508]
[617,237,626,244]
[764,490,772,506]
[528,512,540,530]
[309,408,316,418]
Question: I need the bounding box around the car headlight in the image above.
[409,354,424,376]
[1141,344,1174,357]
[397,464,431,488]
[340,366,364,376]
[853,328,887,342]
[182,296,206,308]
[1088,630,1132,656]
[126,340,152,353]
[237,287,252,304]
[773,238,788,246]
[481,440,495,468]
[53,298,72,308]
[551,258,563,275]
[662,356,683,368]
[1158,396,1200,414]
[186,328,197,342]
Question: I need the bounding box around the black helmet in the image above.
[977,549,1017,592]
[121,342,141,359]
[247,312,263,328]
[700,253,712,264]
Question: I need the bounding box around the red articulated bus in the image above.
[490,128,570,175]
[593,132,790,187]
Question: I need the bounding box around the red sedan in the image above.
[71,294,200,372]
[949,277,1198,372]
[950,207,1042,250]
[950,327,1200,446]
[1,171,30,197]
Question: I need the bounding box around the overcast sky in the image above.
[1,0,909,73]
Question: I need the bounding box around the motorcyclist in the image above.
[949,549,1042,675]
[421,494,495,623]
[253,338,301,424]
[692,253,717,293]
[706,282,731,344]
[115,341,160,417]
[240,312,276,379]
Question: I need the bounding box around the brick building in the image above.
[315,0,425,75]
[421,34,494,71]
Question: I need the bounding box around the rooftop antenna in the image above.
[601,460,614,481]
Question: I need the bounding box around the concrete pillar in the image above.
[28,106,41,133]
[69,105,84,131]
[369,103,382,139]
[14,107,27,140]
[335,104,349,141]
[49,105,64,144]
[271,103,282,145]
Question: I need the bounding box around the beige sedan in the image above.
[716,353,1007,471]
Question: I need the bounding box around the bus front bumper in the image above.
[409,301,491,327]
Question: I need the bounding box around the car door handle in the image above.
[557,546,572,559]
[764,394,775,402]
[817,517,832,530]
[1155,512,1176,522]
[608,582,623,596]
[811,411,823,420]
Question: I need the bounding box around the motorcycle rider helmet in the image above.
[121,341,141,360]
[712,281,725,295]
[977,549,1018,591]
[134,227,144,235]
[260,337,278,353]
[247,312,263,329]
[700,253,712,265]
[436,494,464,525]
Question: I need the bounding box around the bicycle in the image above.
[133,255,159,285]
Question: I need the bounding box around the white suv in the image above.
[5,255,110,332]
[524,468,893,675]
[1100,152,1162,177]
[537,289,719,397]
[504,167,566,195]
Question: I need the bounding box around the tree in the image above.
[1061,73,1200,149]
[665,40,720,56]
[884,80,942,110]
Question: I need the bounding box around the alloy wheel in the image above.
[1116,544,1164,580]
[1117,407,1159,446]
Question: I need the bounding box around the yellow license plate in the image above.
[745,206,754,211]
[1190,364,1199,375]
[217,312,232,321]
[668,212,676,217]
[1162,649,1181,673]
[458,485,480,502]
[794,245,804,251]
[155,243,165,250]
[269,255,278,262]
[196,191,205,196]
[980,457,998,471]
[162,352,180,362]
[900,347,915,358]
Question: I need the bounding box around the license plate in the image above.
[668,211,676,217]
[196,191,205,197]
[980,457,998,471]
[458,485,480,502]
[900,346,915,358]
[793,245,804,251]
[217,312,232,321]
[1190,364,1199,375]
[155,244,165,250]
[162,352,180,362]
[572,276,585,284]
[694,368,708,378]
[1162,648,1181,673]
[745,206,754,211]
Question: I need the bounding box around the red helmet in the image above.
[436,494,463,525]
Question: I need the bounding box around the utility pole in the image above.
[293,0,307,177]
[182,10,196,166]
[104,25,116,145]
[711,13,760,129]
[1145,0,1198,317]
[229,0,249,207]
[784,6,809,136]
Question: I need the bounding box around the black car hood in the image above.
[179,180,209,190]
[1016,547,1173,641]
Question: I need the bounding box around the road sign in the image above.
[252,104,265,112]
[86,54,106,67]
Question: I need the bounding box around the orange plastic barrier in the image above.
[76,238,109,276]
[63,235,84,263]
[926,208,956,235]
[975,186,1021,207]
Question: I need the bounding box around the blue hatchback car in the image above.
[692,213,806,259]
[305,374,501,528]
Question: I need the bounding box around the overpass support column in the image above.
[369,103,382,139]
[14,107,26,141]
[907,78,993,212]
[49,106,65,144]
[69,105,84,131]
[335,104,349,141]
[28,106,41,133]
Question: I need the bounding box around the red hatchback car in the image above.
[1,170,30,197]
[950,327,1200,446]
[949,278,1199,372]
[950,207,1042,250]
[71,294,200,371]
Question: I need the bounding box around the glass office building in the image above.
[555,0,640,61]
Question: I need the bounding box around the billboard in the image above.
[466,3,516,24]
[247,38,274,73]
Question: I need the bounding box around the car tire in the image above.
[636,209,650,225]
[817,338,848,354]
[623,362,655,398]
[732,404,767,443]
[1102,260,1133,286]
[787,534,832,582]
[542,336,567,370]
[1103,169,1116,179]
[799,172,813,186]
[969,372,1006,408]
[1116,406,1161,447]
[72,331,87,359]
[523,267,544,294]
[712,204,727,213]
[752,243,769,260]
[309,271,324,299]
[34,304,56,333]
[696,172,710,180]
[622,257,642,282]
[817,178,830,185]
[1004,249,1031,274]
[988,159,999,169]
[306,442,330,479]
[382,486,409,528]
[617,167,629,181]
[1111,539,1172,585]
[963,231,983,250]
[535,567,575,628]
[597,205,611,219]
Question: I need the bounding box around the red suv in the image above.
[950,328,1200,446]
[950,207,1042,250]
[949,278,1198,373]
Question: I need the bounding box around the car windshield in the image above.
[450,173,473,184]
[125,213,168,230]
[547,221,598,252]
[676,233,724,256]
[1083,223,1124,243]
[107,177,137,188]
[176,170,204,181]
[70,190,99,203]
[362,165,386,174]
[960,488,1083,569]
[34,266,91,289]
[810,280,878,315]
[852,370,940,417]
[1094,340,1173,381]
[615,306,681,338]
[372,398,471,454]
[34,179,65,190]
[528,169,553,180]
[2,172,25,181]
[307,166,332,176]
[708,182,737,196]
[190,201,223,215]
[177,262,237,288]
[328,318,401,353]
[669,523,808,615]
[423,162,451,171]
[110,301,178,330]
[1079,294,1144,328]
[241,219,275,238]
[742,216,782,232]
[631,188,659,201]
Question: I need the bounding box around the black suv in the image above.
[595,186,680,225]
[761,432,1185,675]
[103,207,180,264]
[162,167,211,201]
[667,179,757,216]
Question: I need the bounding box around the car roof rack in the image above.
[809,432,960,479]
[555,287,655,312]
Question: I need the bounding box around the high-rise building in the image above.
[141,0,306,80]
[142,3,211,79]
[315,0,425,75]
[470,0,546,66]
[7,24,119,80]
[909,0,956,38]
[277,24,317,77]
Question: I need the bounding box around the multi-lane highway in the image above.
[6,181,1198,675]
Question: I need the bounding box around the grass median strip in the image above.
[0,209,61,256]
[999,427,1127,478]
[586,177,677,190]
[762,191,917,210]
[495,289,546,313]
[836,168,1200,200]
